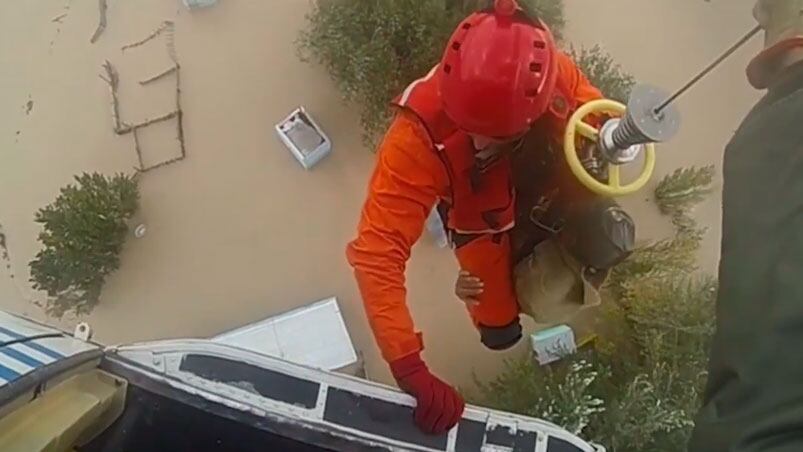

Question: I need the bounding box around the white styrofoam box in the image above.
[530,324,577,366]
[183,0,218,9]
[275,107,332,170]
[213,297,357,371]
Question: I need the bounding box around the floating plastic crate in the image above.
[275,107,332,170]
[183,0,218,9]
[531,324,578,366]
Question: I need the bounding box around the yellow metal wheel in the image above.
[563,99,656,197]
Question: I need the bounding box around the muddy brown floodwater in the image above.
[0,0,761,389]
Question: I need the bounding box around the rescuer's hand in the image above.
[390,353,465,435]
[455,270,483,307]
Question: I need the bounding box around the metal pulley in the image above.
[563,23,762,197]
[563,89,672,197]
[597,84,681,164]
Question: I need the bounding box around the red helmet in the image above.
[439,0,558,138]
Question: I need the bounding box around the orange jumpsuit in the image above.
[347,51,603,363]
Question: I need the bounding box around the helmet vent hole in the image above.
[443,64,452,74]
[529,62,542,73]
[451,42,461,51]
[533,40,546,49]
[525,88,539,98]
[462,23,472,30]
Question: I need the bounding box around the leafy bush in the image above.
[475,275,715,451]
[606,226,704,299]
[655,165,716,217]
[570,45,636,102]
[537,360,607,435]
[448,0,566,36]
[473,353,612,431]
[528,0,566,40]
[474,166,716,451]
[597,370,699,451]
[297,0,567,145]
[593,276,715,451]
[297,0,454,143]
[29,173,139,318]
[607,167,715,300]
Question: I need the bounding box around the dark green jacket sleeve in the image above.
[689,63,803,452]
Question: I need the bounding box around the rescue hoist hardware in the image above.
[564,25,762,197]
[564,93,668,197]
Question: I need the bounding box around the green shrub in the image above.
[474,273,715,450]
[445,1,566,38]
[607,166,714,299]
[596,370,698,452]
[473,353,609,432]
[297,0,454,144]
[519,0,566,41]
[474,165,716,450]
[297,0,567,145]
[29,173,139,318]
[570,45,636,102]
[655,165,716,218]
[606,227,703,299]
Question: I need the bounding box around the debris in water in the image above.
[183,0,219,10]
[276,107,332,170]
[139,65,178,85]
[0,225,8,261]
[0,224,14,279]
[99,60,122,132]
[100,28,186,174]
[99,61,177,134]
[50,0,71,53]
[121,21,174,52]
[99,62,178,134]
[90,0,109,44]
[119,110,179,135]
[133,224,147,239]
[25,99,33,115]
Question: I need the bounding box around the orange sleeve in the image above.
[545,50,604,145]
[548,51,606,203]
[346,110,449,363]
[555,50,604,106]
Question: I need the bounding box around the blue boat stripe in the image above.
[0,362,20,381]
[19,340,65,360]
[0,326,65,359]
[0,325,29,339]
[0,347,44,368]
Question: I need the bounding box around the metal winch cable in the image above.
[654,25,763,115]
[598,25,763,160]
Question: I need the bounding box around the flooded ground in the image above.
[0,0,760,388]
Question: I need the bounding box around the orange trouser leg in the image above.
[453,232,522,349]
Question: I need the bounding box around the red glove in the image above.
[389,353,465,434]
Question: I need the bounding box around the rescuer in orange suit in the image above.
[346,0,603,434]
